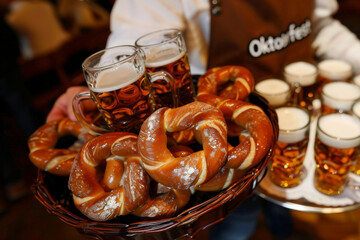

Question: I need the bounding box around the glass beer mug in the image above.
[135,28,196,108]
[73,45,176,135]
[283,61,318,113]
[351,99,360,175]
[270,106,311,188]
[321,81,360,115]
[255,78,291,107]
[317,59,353,94]
[318,59,353,82]
[314,113,360,195]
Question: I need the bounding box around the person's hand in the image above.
[46,86,90,122]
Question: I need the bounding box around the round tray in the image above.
[32,93,279,240]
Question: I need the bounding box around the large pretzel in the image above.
[68,132,150,222]
[196,66,273,191]
[132,145,193,218]
[28,118,94,176]
[138,101,228,190]
[197,65,255,101]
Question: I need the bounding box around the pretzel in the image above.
[196,66,273,191]
[197,65,255,101]
[195,166,247,191]
[133,182,191,218]
[68,132,150,222]
[28,118,94,176]
[138,101,228,190]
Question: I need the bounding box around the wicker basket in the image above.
[32,93,279,240]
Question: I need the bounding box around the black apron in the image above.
[207,0,315,81]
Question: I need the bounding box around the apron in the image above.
[208,0,315,81]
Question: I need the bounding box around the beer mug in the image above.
[351,99,360,175]
[254,79,291,107]
[135,28,196,108]
[321,81,360,114]
[283,61,318,112]
[317,59,353,91]
[314,113,360,195]
[73,45,176,135]
[270,106,311,188]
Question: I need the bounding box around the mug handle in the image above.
[72,91,110,135]
[148,71,179,108]
[290,82,302,106]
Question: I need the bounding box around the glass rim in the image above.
[82,45,139,71]
[321,82,360,102]
[255,79,291,97]
[276,105,311,134]
[318,59,353,78]
[317,112,360,141]
[135,28,182,48]
[283,61,318,78]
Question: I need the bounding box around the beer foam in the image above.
[91,63,144,92]
[321,82,360,111]
[284,61,317,86]
[352,101,360,118]
[145,45,184,68]
[353,74,360,87]
[276,107,310,143]
[317,113,360,148]
[255,79,290,106]
[318,59,352,80]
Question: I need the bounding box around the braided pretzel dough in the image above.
[132,145,193,218]
[196,66,273,191]
[68,132,150,222]
[196,166,247,192]
[138,101,228,190]
[28,118,94,176]
[133,182,191,218]
[197,65,255,101]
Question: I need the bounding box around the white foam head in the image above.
[318,59,353,81]
[276,107,310,143]
[352,100,360,118]
[255,79,290,106]
[91,62,144,92]
[353,74,360,87]
[144,45,184,68]
[284,61,318,86]
[321,82,360,111]
[317,113,360,148]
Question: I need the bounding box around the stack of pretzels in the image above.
[28,65,274,222]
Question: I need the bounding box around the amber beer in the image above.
[270,106,310,188]
[146,49,195,108]
[351,100,360,175]
[136,29,196,109]
[89,65,154,133]
[314,113,360,195]
[321,81,360,114]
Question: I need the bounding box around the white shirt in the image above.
[106,0,360,75]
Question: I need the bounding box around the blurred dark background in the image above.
[0,0,359,239]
